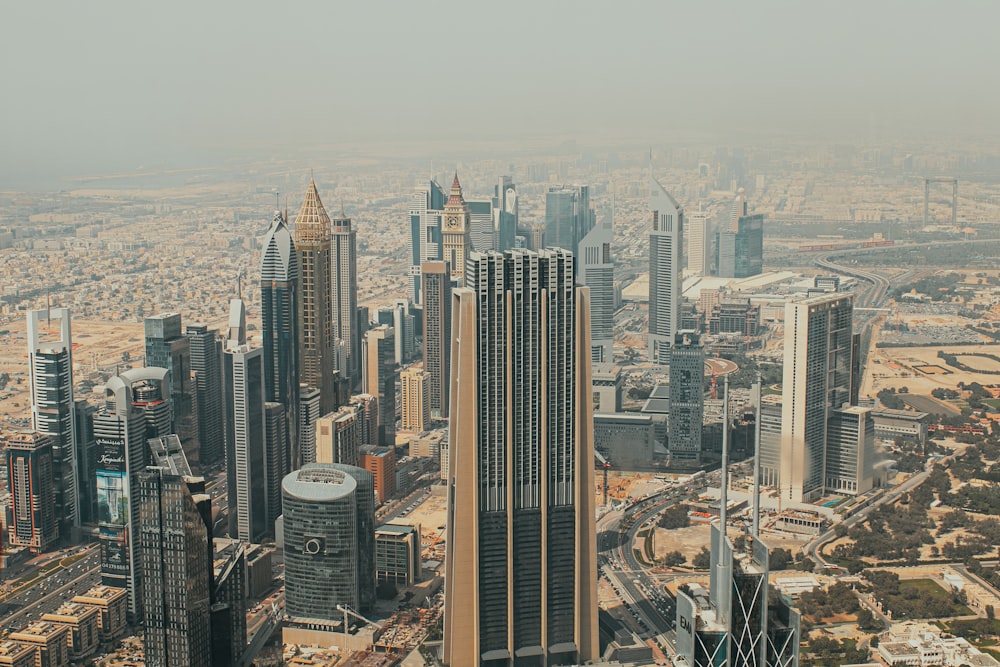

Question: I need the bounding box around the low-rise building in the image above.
[40,603,99,661]
[375,523,422,587]
[70,585,127,643]
[0,641,35,667]
[872,408,929,444]
[9,622,68,667]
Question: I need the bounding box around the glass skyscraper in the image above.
[260,209,300,474]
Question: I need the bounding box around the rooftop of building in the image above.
[872,407,930,421]
[282,463,357,502]
[72,584,128,603]
[10,621,66,639]
[376,523,418,537]
[41,602,98,620]
[0,641,34,658]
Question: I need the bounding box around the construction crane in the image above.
[337,604,383,632]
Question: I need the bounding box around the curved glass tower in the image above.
[260,209,300,474]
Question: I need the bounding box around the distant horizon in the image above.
[3,1,999,190]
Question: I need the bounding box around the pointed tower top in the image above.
[446,172,465,208]
[294,177,332,243]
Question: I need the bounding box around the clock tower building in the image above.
[441,173,471,285]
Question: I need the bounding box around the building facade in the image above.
[294,179,337,415]
[544,185,593,258]
[138,440,212,667]
[27,307,79,535]
[669,331,705,464]
[316,406,361,467]
[6,432,57,553]
[260,209,300,473]
[185,324,224,467]
[441,174,472,286]
[780,293,855,503]
[362,325,396,446]
[443,249,599,666]
[399,364,430,434]
[688,208,710,276]
[578,217,615,363]
[648,173,684,364]
[282,464,375,620]
[421,261,452,419]
[223,299,269,542]
[94,372,151,622]
[407,180,446,303]
[330,205,360,389]
[145,313,197,466]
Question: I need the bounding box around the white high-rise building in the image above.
[648,171,684,364]
[687,208,710,276]
[780,293,855,503]
[579,217,615,363]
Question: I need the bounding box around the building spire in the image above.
[294,177,332,243]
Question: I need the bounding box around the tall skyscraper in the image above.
[493,176,518,252]
[399,364,430,434]
[545,185,594,259]
[330,204,360,389]
[688,208,710,276]
[27,307,80,535]
[185,324,224,468]
[669,331,705,464]
[95,372,152,621]
[734,214,764,279]
[294,179,337,415]
[443,249,599,666]
[407,180,446,303]
[145,313,197,466]
[6,432,57,553]
[223,299,269,542]
[74,399,98,525]
[260,209,301,472]
[282,464,376,621]
[578,216,615,363]
[648,171,684,364]
[139,435,212,667]
[421,261,452,419]
[362,325,396,447]
[441,174,472,286]
[263,403,287,529]
[781,293,855,503]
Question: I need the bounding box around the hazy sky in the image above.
[3,1,999,188]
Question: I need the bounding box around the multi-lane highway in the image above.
[598,470,726,655]
[0,544,102,631]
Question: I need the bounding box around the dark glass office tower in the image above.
[669,331,705,464]
[260,210,300,472]
[145,313,197,466]
[186,324,224,468]
[6,432,57,553]
[443,249,598,667]
[139,435,212,667]
[421,261,452,419]
[544,185,594,259]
